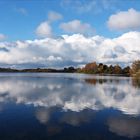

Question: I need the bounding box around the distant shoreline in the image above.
[1,60,140,77]
[0,67,76,73]
[0,68,130,77]
[0,62,130,76]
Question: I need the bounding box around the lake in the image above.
[0,73,140,140]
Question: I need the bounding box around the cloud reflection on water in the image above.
[0,74,140,115]
[0,74,140,139]
[108,116,140,138]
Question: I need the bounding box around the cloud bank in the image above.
[0,31,140,68]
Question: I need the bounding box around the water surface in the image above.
[0,73,140,140]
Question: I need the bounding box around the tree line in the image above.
[77,62,130,75]
[0,60,140,77]
[77,60,140,76]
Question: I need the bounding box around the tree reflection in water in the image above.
[0,73,139,139]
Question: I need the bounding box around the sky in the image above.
[0,0,140,68]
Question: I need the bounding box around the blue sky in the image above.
[0,0,139,41]
[0,0,140,68]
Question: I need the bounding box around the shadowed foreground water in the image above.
[0,73,140,140]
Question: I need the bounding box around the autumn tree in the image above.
[131,60,140,75]
[84,62,98,73]
[113,65,122,74]
[98,63,104,73]
[108,65,114,74]
[131,60,140,87]
[122,66,130,75]
[103,64,109,73]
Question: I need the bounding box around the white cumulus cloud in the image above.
[36,21,52,38]
[60,20,95,35]
[48,11,63,22]
[107,8,140,31]
[0,34,6,41]
[36,11,62,38]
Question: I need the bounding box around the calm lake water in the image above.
[0,73,140,140]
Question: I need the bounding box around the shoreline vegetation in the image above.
[0,60,140,77]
